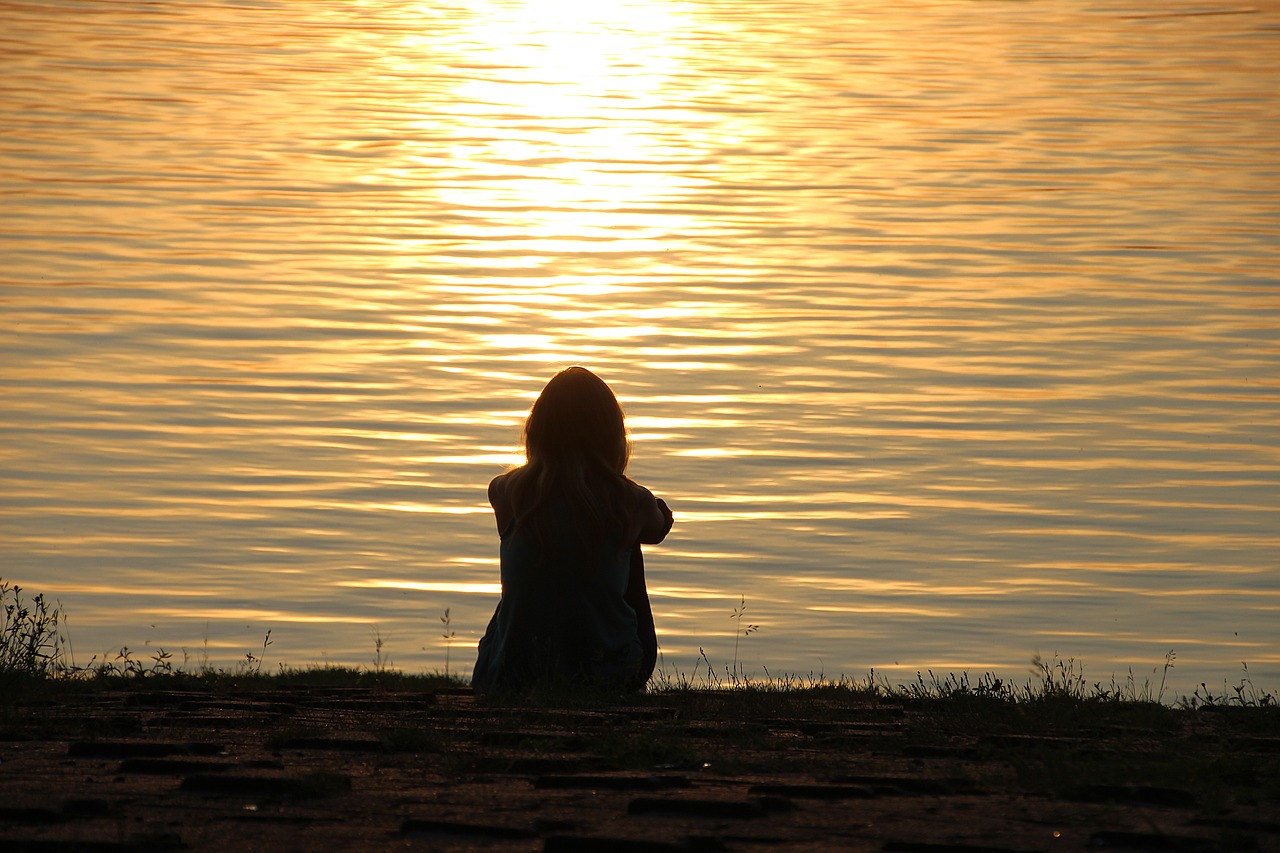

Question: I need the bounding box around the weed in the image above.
[198,623,211,674]
[441,608,456,679]
[1184,661,1278,709]
[730,594,759,684]
[651,647,718,691]
[1029,650,1088,700]
[239,630,272,676]
[152,646,174,675]
[1157,649,1175,703]
[87,643,179,679]
[4,581,1275,712]
[369,627,390,675]
[892,669,1015,703]
[1,579,69,681]
[699,647,715,685]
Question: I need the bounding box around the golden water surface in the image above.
[2,0,1278,692]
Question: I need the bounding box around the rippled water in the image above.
[3,0,1277,694]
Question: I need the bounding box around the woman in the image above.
[472,366,673,693]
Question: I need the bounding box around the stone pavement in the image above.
[1,684,1276,851]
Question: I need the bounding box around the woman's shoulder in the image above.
[490,467,524,492]
[619,476,657,503]
[489,469,526,535]
[488,468,527,511]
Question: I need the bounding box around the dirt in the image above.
[1,684,1276,851]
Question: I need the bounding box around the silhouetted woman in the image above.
[472,366,673,694]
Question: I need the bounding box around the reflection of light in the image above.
[374,0,701,232]
[485,334,555,351]
[628,416,741,430]
[136,607,370,624]
[30,584,216,597]
[808,604,961,618]
[648,585,725,600]
[336,579,501,595]
[658,549,758,561]
[678,509,909,522]
[785,577,1009,596]
[628,432,681,443]
[644,362,734,372]
[358,0,727,359]
[400,453,522,467]
[872,661,1008,674]
[370,503,492,514]
[1027,561,1266,576]
[672,448,753,458]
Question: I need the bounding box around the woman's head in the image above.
[523,366,630,475]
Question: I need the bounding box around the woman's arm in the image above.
[635,493,673,545]
[626,486,669,691]
[625,546,657,689]
[488,474,515,535]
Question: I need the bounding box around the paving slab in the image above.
[0,684,1276,852]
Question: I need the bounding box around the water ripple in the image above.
[2,0,1277,692]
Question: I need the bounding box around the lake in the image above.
[2,0,1277,696]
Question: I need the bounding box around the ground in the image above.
[0,681,1276,852]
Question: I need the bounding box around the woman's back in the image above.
[470,367,673,694]
[472,473,670,692]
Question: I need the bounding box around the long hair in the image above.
[505,366,633,542]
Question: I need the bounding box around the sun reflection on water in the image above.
[369,0,714,267]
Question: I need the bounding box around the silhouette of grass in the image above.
[1,579,70,686]
[3,578,1275,711]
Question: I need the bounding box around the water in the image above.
[3,0,1277,696]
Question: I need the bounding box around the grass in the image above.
[1,579,70,685]
[3,578,1275,712]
